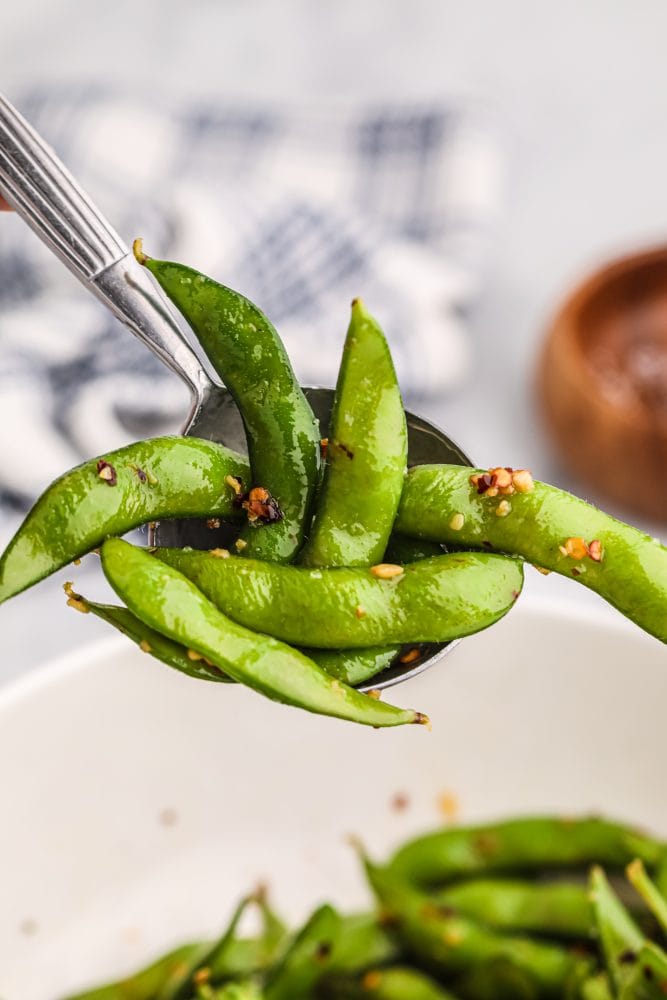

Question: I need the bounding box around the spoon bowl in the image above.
[153,387,473,691]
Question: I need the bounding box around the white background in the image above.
[1,0,666,681]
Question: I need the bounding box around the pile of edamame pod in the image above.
[0,246,665,728]
[63,814,667,1000]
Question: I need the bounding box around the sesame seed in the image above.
[370,563,404,580]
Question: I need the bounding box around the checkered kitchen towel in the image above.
[0,86,505,514]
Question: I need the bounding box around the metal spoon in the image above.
[0,91,472,690]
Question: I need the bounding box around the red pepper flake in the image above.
[560,537,604,563]
[471,466,535,497]
[96,459,117,486]
[237,486,284,525]
[362,971,383,990]
[319,437,329,459]
[588,539,604,562]
[391,791,410,812]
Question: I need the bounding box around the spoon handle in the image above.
[0,91,211,399]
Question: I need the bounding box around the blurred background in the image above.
[1,0,666,680]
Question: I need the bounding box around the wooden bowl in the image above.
[538,246,667,522]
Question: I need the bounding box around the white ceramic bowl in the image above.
[1,598,665,1000]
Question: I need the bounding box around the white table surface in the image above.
[1,0,665,682]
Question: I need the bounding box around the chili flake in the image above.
[559,537,604,563]
[240,486,283,525]
[471,466,535,498]
[362,971,383,990]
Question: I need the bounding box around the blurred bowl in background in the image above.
[538,246,667,522]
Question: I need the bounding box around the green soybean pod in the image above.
[618,942,667,999]
[322,966,459,999]
[589,865,644,994]
[299,299,406,567]
[101,540,427,729]
[325,913,399,976]
[75,592,400,691]
[363,859,589,997]
[159,893,258,1000]
[68,592,231,683]
[387,817,665,890]
[626,859,667,937]
[304,647,400,687]
[435,878,594,939]
[0,436,249,604]
[137,249,320,563]
[60,943,200,1000]
[580,973,614,1000]
[214,984,265,999]
[264,904,341,1000]
[304,541,443,687]
[394,464,667,643]
[383,534,445,564]
[152,549,524,648]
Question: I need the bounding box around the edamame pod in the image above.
[299,299,406,567]
[618,942,667,998]
[138,249,320,563]
[627,860,667,935]
[322,966,459,999]
[589,865,644,994]
[435,878,594,939]
[70,594,230,683]
[387,817,665,889]
[325,913,399,976]
[580,973,614,1000]
[62,943,200,1000]
[0,436,249,604]
[153,549,524,648]
[101,540,427,728]
[363,859,589,996]
[383,534,445,564]
[214,984,265,1000]
[77,593,400,691]
[159,894,257,1000]
[304,647,400,687]
[264,904,341,1000]
[304,541,443,687]
[394,464,667,642]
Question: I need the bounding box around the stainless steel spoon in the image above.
[0,91,472,690]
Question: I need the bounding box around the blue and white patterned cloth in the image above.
[0,87,505,514]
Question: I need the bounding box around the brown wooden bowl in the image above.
[538,246,667,522]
